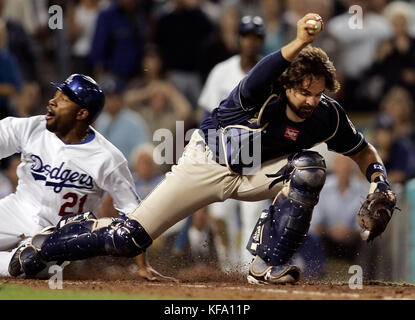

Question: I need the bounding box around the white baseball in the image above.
[360,230,371,241]
[305,19,322,34]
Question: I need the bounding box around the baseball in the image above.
[305,19,322,35]
[361,230,371,241]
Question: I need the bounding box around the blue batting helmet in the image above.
[238,16,266,38]
[51,74,105,122]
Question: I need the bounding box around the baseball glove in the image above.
[357,179,397,242]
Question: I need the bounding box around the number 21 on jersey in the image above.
[59,192,88,216]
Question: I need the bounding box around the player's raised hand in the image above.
[296,13,324,44]
[281,13,324,61]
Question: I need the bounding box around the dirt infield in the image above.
[1,271,414,300]
[0,256,413,300]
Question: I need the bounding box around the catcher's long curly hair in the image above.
[278,46,340,93]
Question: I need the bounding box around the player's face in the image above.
[46,90,82,133]
[285,76,325,119]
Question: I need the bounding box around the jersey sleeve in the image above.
[325,102,367,156]
[239,50,291,110]
[101,161,141,215]
[0,117,31,158]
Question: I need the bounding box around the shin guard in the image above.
[17,212,153,276]
[40,213,153,262]
[247,151,326,266]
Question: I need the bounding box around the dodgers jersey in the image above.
[200,50,367,173]
[0,116,140,227]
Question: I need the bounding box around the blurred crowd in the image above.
[1,0,415,281]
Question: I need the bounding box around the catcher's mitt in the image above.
[357,180,397,242]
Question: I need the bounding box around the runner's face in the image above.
[46,90,81,133]
[285,76,325,119]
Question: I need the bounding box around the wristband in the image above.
[366,162,387,182]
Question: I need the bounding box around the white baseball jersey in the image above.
[0,115,140,228]
[198,55,246,112]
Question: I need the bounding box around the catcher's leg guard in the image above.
[246,151,326,283]
[8,226,56,277]
[11,212,153,277]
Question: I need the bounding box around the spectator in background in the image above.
[1,0,42,35]
[198,15,265,117]
[95,78,150,167]
[129,44,167,89]
[199,7,240,83]
[362,1,415,109]
[283,0,312,28]
[260,0,292,56]
[131,144,164,200]
[94,77,150,169]
[380,86,414,139]
[0,154,20,199]
[0,0,39,83]
[153,0,214,108]
[141,44,165,83]
[0,0,41,117]
[15,82,41,118]
[124,43,193,171]
[90,0,148,84]
[327,0,393,111]
[370,113,415,184]
[124,80,192,137]
[0,18,22,119]
[310,154,368,265]
[67,0,101,75]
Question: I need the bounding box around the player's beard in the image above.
[286,99,315,119]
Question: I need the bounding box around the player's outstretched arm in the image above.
[349,144,398,241]
[349,143,384,182]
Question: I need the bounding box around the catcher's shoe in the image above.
[247,256,301,285]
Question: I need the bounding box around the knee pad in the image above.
[34,212,152,262]
[247,151,326,266]
[288,151,326,206]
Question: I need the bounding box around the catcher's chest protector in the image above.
[247,151,326,266]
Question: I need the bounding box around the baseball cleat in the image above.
[247,255,301,285]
